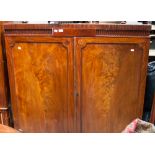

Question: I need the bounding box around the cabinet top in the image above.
[3,23,151,37]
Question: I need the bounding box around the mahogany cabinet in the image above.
[3,24,151,132]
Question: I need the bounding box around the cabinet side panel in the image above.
[0,22,9,125]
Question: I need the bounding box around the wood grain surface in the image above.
[75,37,149,132]
[5,37,74,132]
[0,22,9,125]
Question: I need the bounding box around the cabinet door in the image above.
[5,37,74,132]
[75,37,149,132]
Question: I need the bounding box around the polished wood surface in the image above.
[75,37,149,132]
[4,24,151,132]
[0,22,9,125]
[5,37,74,132]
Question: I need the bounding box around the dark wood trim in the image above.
[0,22,10,125]
[3,23,151,31]
[3,24,151,37]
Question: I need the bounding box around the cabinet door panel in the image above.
[76,37,149,132]
[5,37,74,132]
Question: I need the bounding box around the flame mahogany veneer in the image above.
[3,23,151,132]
